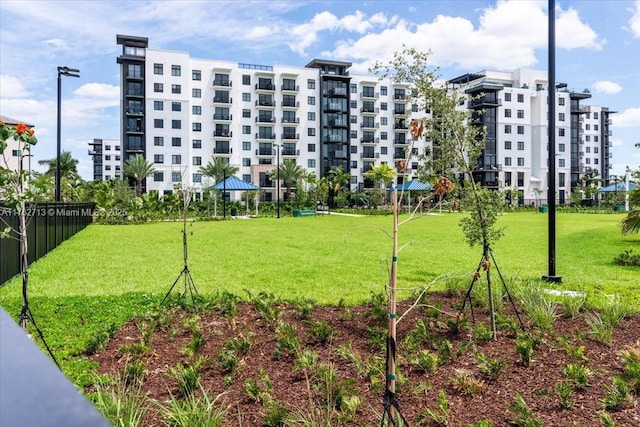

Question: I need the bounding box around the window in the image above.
[242,158,251,167]
[192,88,201,98]
[307,96,316,105]
[381,86,387,96]
[154,172,164,182]
[105,165,111,171]
[504,109,511,118]
[171,65,181,76]
[381,146,388,155]
[350,145,358,154]
[594,147,599,154]
[517,110,524,119]
[558,97,565,106]
[172,137,181,147]
[154,154,164,164]
[381,117,387,126]
[243,125,251,134]
[504,93,512,102]
[242,74,250,85]
[154,119,163,128]
[594,158,599,165]
[242,109,251,118]
[380,132,388,140]
[192,105,201,115]
[172,119,181,129]
[192,156,202,166]
[154,136,164,146]
[243,174,252,183]
[242,93,251,102]
[171,84,181,94]
[558,172,565,187]
[154,83,163,92]
[504,171,512,186]
[192,139,202,149]
[308,112,315,121]
[172,172,181,182]
[517,172,524,187]
[153,63,163,75]
[594,136,599,142]
[192,122,201,131]
[505,157,512,166]
[559,143,565,152]
[193,173,202,183]
[106,145,111,150]
[350,100,357,109]
[380,102,387,111]
[586,158,591,165]
[586,146,591,153]
[105,155,111,161]
[172,102,181,111]
[308,144,316,152]
[350,115,357,124]
[517,94,524,102]
[505,140,512,150]
[517,125,524,134]
[517,141,524,150]
[558,158,565,167]
[192,70,201,80]
[517,157,524,166]
[505,125,512,134]
[559,128,565,137]
[594,112,599,119]
[308,159,316,168]
[350,83,357,93]
[308,128,316,136]
[242,141,251,151]
[307,79,315,89]
[154,100,163,110]
[594,124,599,131]
[586,124,590,130]
[558,113,565,121]
[350,130,357,139]
[171,155,182,164]
[115,155,121,161]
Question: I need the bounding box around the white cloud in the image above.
[556,7,604,50]
[592,80,622,94]
[74,83,120,99]
[630,0,640,37]
[614,107,640,127]
[0,75,32,98]
[610,137,624,147]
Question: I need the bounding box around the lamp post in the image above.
[274,143,281,218]
[56,66,80,202]
[611,175,618,209]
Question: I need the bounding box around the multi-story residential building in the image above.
[88,138,121,181]
[114,35,423,200]
[111,35,612,204]
[448,69,613,204]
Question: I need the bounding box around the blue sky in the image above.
[1,0,639,180]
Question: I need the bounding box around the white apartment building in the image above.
[448,69,613,204]
[0,115,33,177]
[88,139,122,181]
[111,35,613,204]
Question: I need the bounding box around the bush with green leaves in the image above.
[449,369,483,396]
[410,349,439,374]
[601,293,632,327]
[601,376,635,411]
[167,358,205,397]
[507,393,542,427]
[475,352,508,383]
[555,380,573,409]
[586,312,613,345]
[562,363,594,391]
[274,321,301,360]
[515,333,535,367]
[91,375,149,427]
[618,342,640,394]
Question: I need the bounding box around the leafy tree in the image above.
[327,166,351,207]
[364,163,396,190]
[580,169,602,200]
[199,156,239,183]
[123,154,155,196]
[37,150,81,201]
[270,159,306,201]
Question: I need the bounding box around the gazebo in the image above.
[387,180,434,211]
[213,176,261,216]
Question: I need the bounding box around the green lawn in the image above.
[1,211,638,306]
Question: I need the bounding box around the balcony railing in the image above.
[282,133,300,140]
[256,148,274,156]
[213,114,231,120]
[281,117,299,123]
[360,91,379,99]
[360,122,379,129]
[255,133,276,140]
[213,97,231,104]
[281,100,299,108]
[256,116,275,123]
[282,149,299,156]
[213,147,232,154]
[256,82,275,91]
[213,79,231,87]
[213,131,232,137]
[361,137,379,144]
[256,100,275,107]
[329,87,347,96]
[281,84,299,91]
[361,107,379,113]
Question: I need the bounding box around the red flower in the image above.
[16,123,28,134]
[0,120,4,127]
[29,129,35,136]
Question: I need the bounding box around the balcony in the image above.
[213,113,231,120]
[329,87,347,97]
[126,145,144,153]
[360,91,379,99]
[281,100,299,108]
[256,100,275,107]
[255,133,276,140]
[213,97,232,104]
[361,137,379,144]
[394,93,407,100]
[393,137,407,145]
[361,107,379,114]
[126,126,143,134]
[126,108,144,115]
[255,82,275,91]
[394,151,405,159]
[360,122,379,129]
[324,134,344,143]
[361,152,377,159]
[394,122,408,130]
[282,148,299,156]
[213,79,231,87]
[281,84,299,92]
[213,147,232,154]
[467,98,501,109]
[332,150,348,159]
[329,119,347,127]
[282,133,300,140]
[324,102,344,112]
[392,108,408,116]
[213,130,232,138]
[281,117,299,124]
[256,148,274,156]
[256,116,275,123]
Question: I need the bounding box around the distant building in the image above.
[88,139,121,181]
[0,115,33,177]
[110,35,614,204]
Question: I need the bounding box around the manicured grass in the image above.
[1,212,638,306]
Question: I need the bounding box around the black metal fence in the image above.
[0,202,95,285]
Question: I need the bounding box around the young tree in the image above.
[269,159,306,200]
[0,120,38,330]
[123,154,155,196]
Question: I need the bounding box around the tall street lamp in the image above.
[274,143,281,218]
[56,66,80,202]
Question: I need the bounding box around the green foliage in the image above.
[211,290,239,317]
[474,352,507,382]
[224,335,251,355]
[599,411,619,427]
[216,348,239,374]
[613,249,640,267]
[562,363,594,390]
[507,393,542,427]
[292,297,316,320]
[601,376,635,411]
[243,369,273,404]
[515,333,535,367]
[617,342,640,394]
[156,387,228,427]
[555,380,573,409]
[363,291,388,325]
[274,321,300,360]
[471,323,494,345]
[248,291,282,323]
[167,357,205,397]
[458,186,505,248]
[519,282,558,330]
[417,389,450,426]
[561,293,588,319]
[307,320,335,345]
[601,293,632,327]
[91,375,149,427]
[449,368,483,396]
[262,400,289,427]
[410,349,439,374]
[586,313,614,345]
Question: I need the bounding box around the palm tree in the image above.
[123,154,155,196]
[199,156,239,183]
[38,150,80,183]
[269,159,306,200]
[327,166,351,194]
[621,210,640,235]
[364,164,396,190]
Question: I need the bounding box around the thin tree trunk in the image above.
[19,200,29,331]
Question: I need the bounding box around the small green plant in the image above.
[468,420,494,427]
[557,335,589,363]
[520,284,558,330]
[119,359,146,387]
[601,293,632,327]
[363,291,388,325]
[307,320,335,345]
[508,393,542,427]
[292,297,316,320]
[213,290,239,317]
[613,249,640,267]
[556,380,573,409]
[599,411,619,427]
[561,293,587,319]
[515,333,535,367]
[216,348,239,374]
[562,363,594,390]
[262,400,289,427]
[91,375,149,427]
[618,342,640,393]
[471,323,494,344]
[601,376,635,411]
[586,312,613,345]
[316,362,356,412]
[243,368,273,404]
[496,313,521,337]
[224,335,251,355]
[157,387,228,427]
[167,358,204,397]
[474,352,507,383]
[449,369,483,396]
[84,323,118,355]
[433,338,455,364]
[180,315,206,356]
[247,291,282,323]
[366,326,387,351]
[417,389,450,426]
[118,342,150,357]
[274,321,300,360]
[410,349,439,374]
